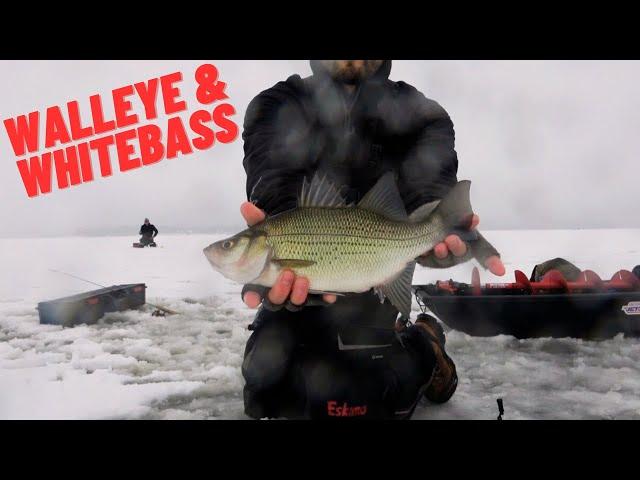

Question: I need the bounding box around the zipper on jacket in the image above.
[343,85,362,137]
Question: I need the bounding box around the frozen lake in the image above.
[1,229,640,419]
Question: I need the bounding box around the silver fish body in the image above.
[251,206,446,292]
[204,172,475,316]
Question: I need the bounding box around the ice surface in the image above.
[1,230,640,419]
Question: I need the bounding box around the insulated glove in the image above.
[418,231,500,269]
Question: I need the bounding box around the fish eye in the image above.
[222,240,234,249]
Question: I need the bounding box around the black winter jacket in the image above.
[243,60,459,217]
[140,223,158,237]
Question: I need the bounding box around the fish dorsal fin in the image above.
[408,200,440,223]
[374,261,416,317]
[357,172,408,221]
[299,173,351,208]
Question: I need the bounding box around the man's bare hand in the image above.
[431,214,506,276]
[240,202,338,309]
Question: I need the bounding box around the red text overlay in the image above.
[4,63,238,198]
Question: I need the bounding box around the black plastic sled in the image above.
[413,260,640,339]
[37,284,146,327]
[133,242,157,248]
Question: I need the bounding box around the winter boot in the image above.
[413,313,458,404]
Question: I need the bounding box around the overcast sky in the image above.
[1,60,639,237]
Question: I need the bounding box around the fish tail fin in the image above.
[431,180,474,231]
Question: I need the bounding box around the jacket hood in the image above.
[309,60,392,83]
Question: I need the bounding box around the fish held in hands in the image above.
[204,172,476,317]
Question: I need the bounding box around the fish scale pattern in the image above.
[262,207,443,292]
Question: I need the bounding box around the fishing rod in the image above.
[49,269,179,315]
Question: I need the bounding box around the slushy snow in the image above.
[1,229,640,419]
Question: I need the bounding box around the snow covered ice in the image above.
[1,229,640,419]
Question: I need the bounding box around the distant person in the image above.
[139,218,158,246]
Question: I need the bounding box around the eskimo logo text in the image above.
[621,302,640,315]
[327,401,368,417]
